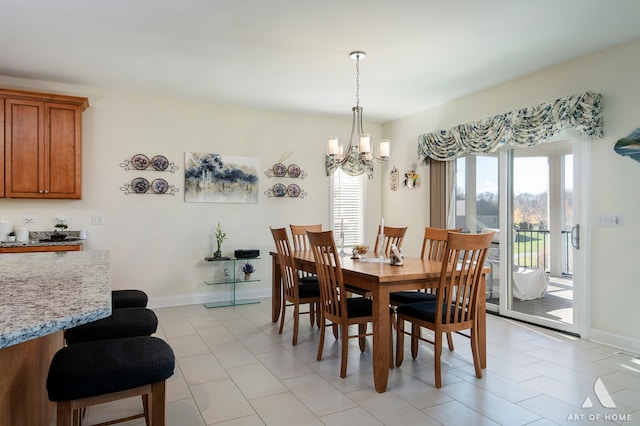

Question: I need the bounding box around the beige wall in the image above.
[383,39,640,351]
[2,38,638,351]
[0,75,383,307]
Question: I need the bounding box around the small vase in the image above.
[213,250,222,259]
[7,236,16,242]
[244,273,252,281]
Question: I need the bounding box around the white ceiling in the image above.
[2,0,640,123]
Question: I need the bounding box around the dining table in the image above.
[270,250,488,393]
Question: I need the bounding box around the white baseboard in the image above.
[588,328,640,354]
[148,288,272,309]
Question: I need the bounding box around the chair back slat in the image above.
[436,231,494,326]
[290,224,322,251]
[270,227,300,300]
[421,227,462,261]
[374,226,407,257]
[307,230,345,323]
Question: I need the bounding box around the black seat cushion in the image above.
[298,282,320,298]
[65,307,158,345]
[112,289,148,309]
[396,301,463,323]
[346,297,373,318]
[390,291,437,305]
[299,275,319,284]
[47,336,175,402]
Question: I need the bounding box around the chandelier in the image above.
[326,51,390,179]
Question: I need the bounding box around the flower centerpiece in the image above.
[241,262,255,280]
[214,222,227,259]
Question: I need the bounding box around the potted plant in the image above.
[241,262,255,280]
[52,222,68,240]
[7,231,16,242]
[213,222,227,259]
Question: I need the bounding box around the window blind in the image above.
[330,168,366,249]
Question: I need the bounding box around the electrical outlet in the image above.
[91,214,104,225]
[52,216,66,224]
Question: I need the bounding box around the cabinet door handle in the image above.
[44,190,49,194]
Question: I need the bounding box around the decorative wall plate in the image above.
[287,164,301,178]
[120,155,179,172]
[272,183,286,197]
[151,155,169,171]
[131,177,150,193]
[286,183,301,197]
[152,178,169,194]
[273,163,287,177]
[132,154,150,170]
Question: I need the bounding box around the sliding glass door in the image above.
[455,137,586,334]
[503,140,582,334]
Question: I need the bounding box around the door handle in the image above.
[571,224,580,250]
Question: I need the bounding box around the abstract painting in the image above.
[614,128,640,163]
[184,152,259,203]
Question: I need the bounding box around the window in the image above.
[455,155,499,232]
[330,168,367,249]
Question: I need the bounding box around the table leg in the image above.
[271,255,282,323]
[372,286,391,393]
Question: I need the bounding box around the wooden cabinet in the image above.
[0,244,81,254]
[1,89,89,199]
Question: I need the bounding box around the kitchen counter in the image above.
[0,250,111,348]
[0,230,86,249]
[0,250,112,424]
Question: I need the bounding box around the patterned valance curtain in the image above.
[417,91,603,162]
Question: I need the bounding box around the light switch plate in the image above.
[598,214,623,227]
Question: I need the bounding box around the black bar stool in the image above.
[112,289,148,309]
[47,336,175,425]
[64,307,158,345]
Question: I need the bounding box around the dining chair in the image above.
[270,227,322,345]
[395,231,494,388]
[289,224,323,324]
[389,227,461,347]
[390,227,462,306]
[307,230,392,378]
[373,225,408,257]
[289,224,322,284]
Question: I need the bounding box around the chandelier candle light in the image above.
[326,51,390,177]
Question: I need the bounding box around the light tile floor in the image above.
[84,298,639,425]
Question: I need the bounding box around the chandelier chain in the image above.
[355,56,360,107]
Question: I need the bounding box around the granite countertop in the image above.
[0,250,112,349]
[0,230,86,248]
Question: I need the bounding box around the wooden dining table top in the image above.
[285,250,444,282]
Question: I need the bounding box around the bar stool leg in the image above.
[150,381,166,425]
[56,400,72,425]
